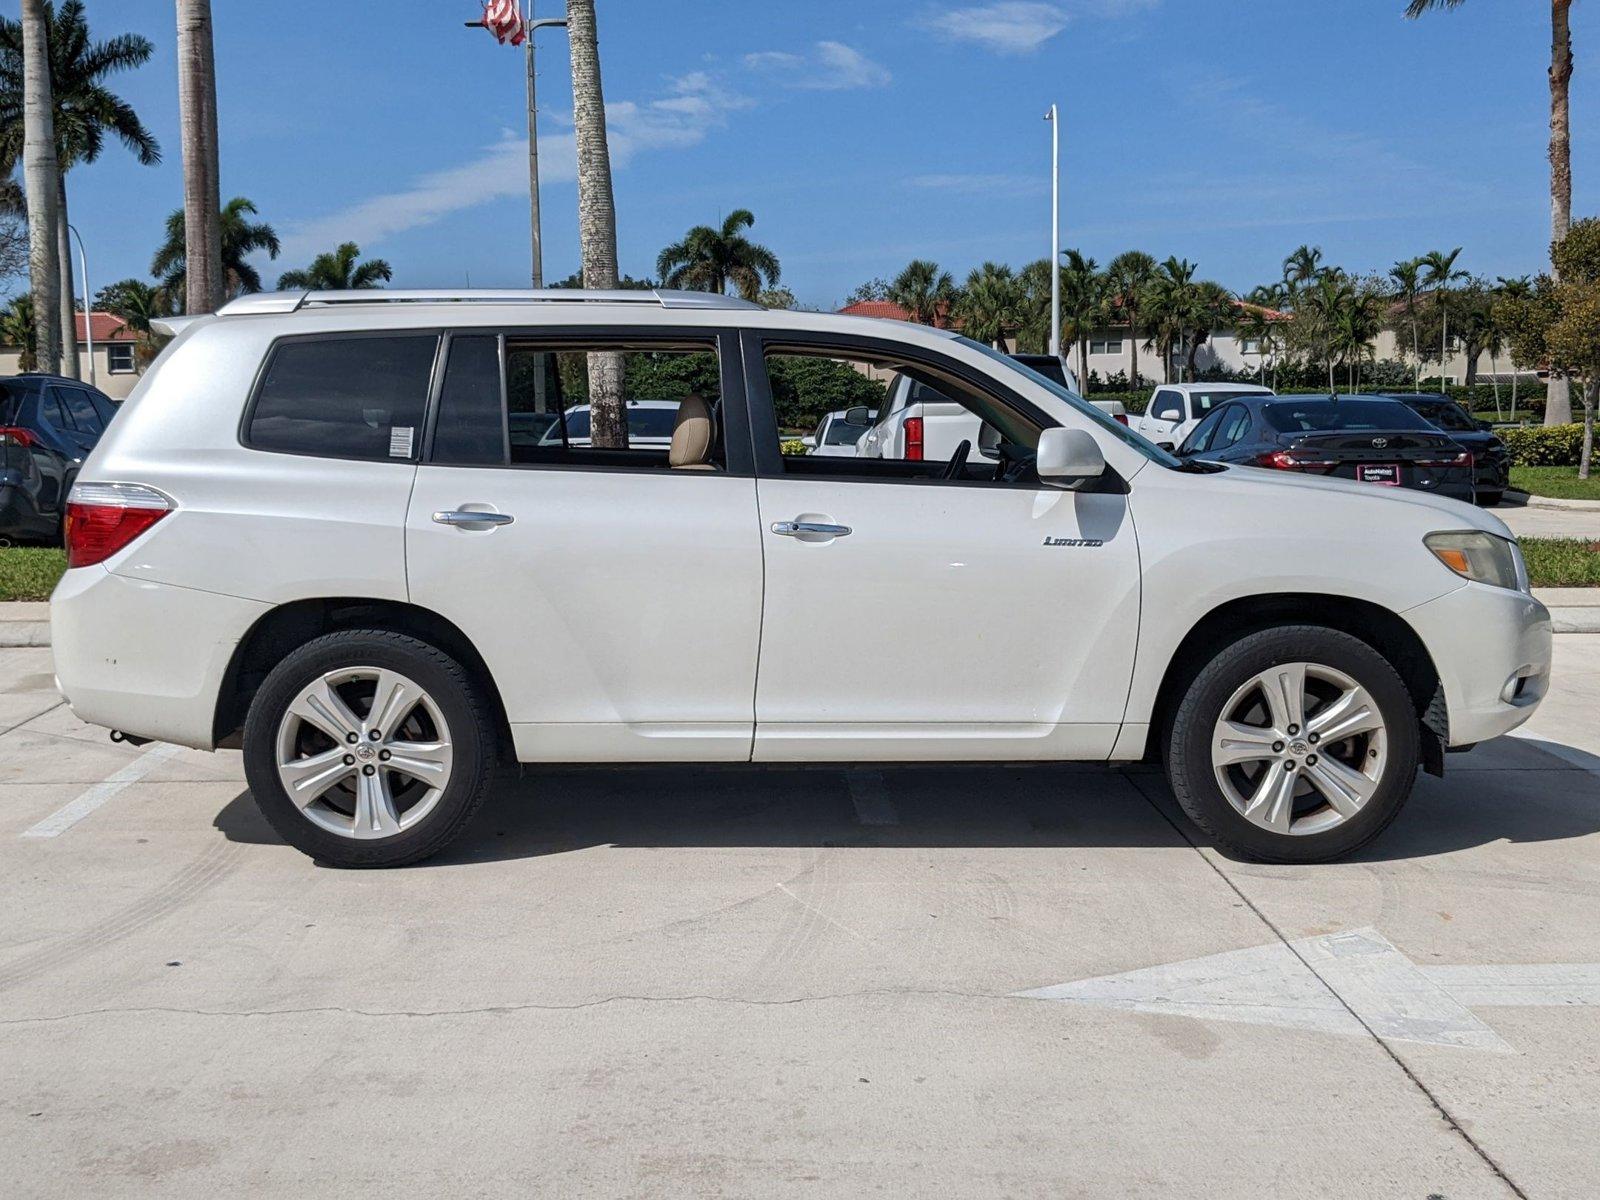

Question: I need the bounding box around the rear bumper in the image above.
[1403,582,1552,745]
[51,567,268,750]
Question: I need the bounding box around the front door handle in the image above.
[771,520,851,538]
[433,509,514,528]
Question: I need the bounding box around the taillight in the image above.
[0,425,38,447]
[1416,450,1473,468]
[1114,413,1129,426]
[64,482,173,568]
[1256,450,1337,472]
[904,415,924,462]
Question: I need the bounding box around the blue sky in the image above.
[38,0,1600,309]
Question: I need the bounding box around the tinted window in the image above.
[823,416,870,445]
[57,387,103,435]
[1191,389,1270,419]
[1151,390,1183,421]
[431,336,504,465]
[88,391,118,427]
[39,390,70,431]
[1011,355,1069,386]
[248,335,438,460]
[1411,402,1476,431]
[1216,407,1252,448]
[0,381,22,425]
[1263,399,1434,434]
[1182,408,1228,454]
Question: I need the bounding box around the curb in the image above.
[1549,608,1600,634]
[0,622,50,648]
[1505,489,1600,512]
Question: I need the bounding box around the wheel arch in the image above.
[1145,593,1446,774]
[213,597,513,757]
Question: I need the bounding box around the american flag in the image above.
[480,0,526,45]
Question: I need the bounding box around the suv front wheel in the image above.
[1165,625,1420,863]
[242,630,498,867]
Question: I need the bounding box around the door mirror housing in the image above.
[800,435,817,449]
[1157,441,1177,453]
[977,421,1003,457]
[1036,427,1107,490]
[843,405,873,427]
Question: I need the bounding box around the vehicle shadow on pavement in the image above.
[211,738,1600,867]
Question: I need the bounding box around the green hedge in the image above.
[1498,424,1585,467]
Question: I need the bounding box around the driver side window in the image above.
[761,345,1044,486]
[1179,407,1228,455]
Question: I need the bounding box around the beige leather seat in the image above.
[669,393,717,470]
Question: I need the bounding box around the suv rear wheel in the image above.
[242,630,497,867]
[1165,625,1420,862]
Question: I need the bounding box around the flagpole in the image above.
[524,0,542,287]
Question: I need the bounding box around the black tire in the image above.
[1164,625,1419,863]
[1476,490,1504,507]
[243,630,498,867]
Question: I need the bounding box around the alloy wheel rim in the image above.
[274,667,453,840]
[1210,661,1388,837]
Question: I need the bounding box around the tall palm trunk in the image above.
[1410,317,1420,390]
[1125,313,1139,388]
[56,175,79,378]
[176,0,223,314]
[1545,0,1574,425]
[20,0,60,374]
[567,0,625,449]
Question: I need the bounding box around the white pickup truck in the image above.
[857,359,1126,465]
[1131,382,1274,449]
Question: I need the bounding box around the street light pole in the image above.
[67,223,93,385]
[1045,104,1060,363]
[465,3,568,289]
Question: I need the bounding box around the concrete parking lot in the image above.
[2,638,1598,1198]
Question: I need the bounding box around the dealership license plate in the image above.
[1357,464,1401,486]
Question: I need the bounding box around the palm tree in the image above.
[1330,287,1383,392]
[152,196,279,299]
[277,242,392,292]
[0,291,37,369]
[0,1,159,378]
[1420,247,1466,387]
[953,261,1019,348]
[1389,257,1424,389]
[18,0,59,373]
[1407,0,1574,424]
[1282,244,1324,294]
[1059,250,1101,386]
[1104,250,1156,388]
[1300,275,1362,393]
[565,0,624,449]
[1142,256,1199,382]
[655,210,780,300]
[175,0,221,314]
[887,259,955,326]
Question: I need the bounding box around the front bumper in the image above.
[1403,581,1552,745]
[51,566,268,750]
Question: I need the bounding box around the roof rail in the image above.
[213,288,763,316]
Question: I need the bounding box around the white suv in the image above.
[52,289,1552,867]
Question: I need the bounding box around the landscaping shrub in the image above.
[1498,423,1584,467]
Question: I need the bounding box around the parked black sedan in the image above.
[1175,394,1476,503]
[1373,392,1510,505]
[0,374,119,544]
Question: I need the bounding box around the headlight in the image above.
[1424,531,1524,591]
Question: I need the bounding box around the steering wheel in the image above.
[942,439,972,481]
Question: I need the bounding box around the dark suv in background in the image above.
[0,374,120,544]
[1375,393,1510,506]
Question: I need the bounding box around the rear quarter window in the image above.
[246,335,439,460]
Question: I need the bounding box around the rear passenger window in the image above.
[247,335,438,461]
[56,387,103,435]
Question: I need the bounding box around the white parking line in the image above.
[845,770,898,826]
[20,743,186,839]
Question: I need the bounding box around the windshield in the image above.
[1193,389,1269,417]
[959,338,1182,467]
[1263,399,1435,434]
[1410,402,1476,431]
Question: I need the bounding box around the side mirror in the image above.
[1476,419,1494,432]
[977,421,1002,457]
[1036,427,1107,490]
[843,405,872,427]
[1156,441,1176,453]
[800,435,817,448]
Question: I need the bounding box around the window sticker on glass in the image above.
[389,426,415,458]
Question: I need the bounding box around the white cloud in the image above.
[921,1,1155,54]
[909,172,1045,195]
[279,73,750,262]
[744,40,891,90]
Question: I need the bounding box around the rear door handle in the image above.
[771,520,851,538]
[433,509,514,528]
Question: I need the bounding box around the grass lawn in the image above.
[1520,538,1600,587]
[0,547,66,602]
[1510,466,1600,502]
